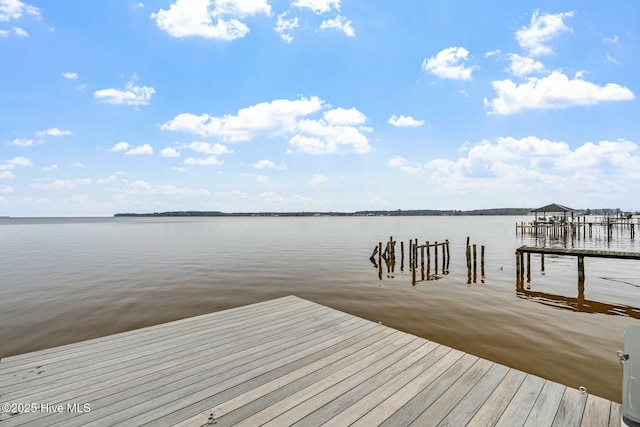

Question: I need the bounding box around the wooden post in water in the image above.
[441,242,446,274]
[526,252,531,283]
[445,240,450,272]
[378,242,382,280]
[472,244,477,283]
[434,241,439,275]
[426,241,431,279]
[420,245,425,281]
[400,241,404,271]
[408,240,413,269]
[577,255,585,283]
[481,245,485,277]
[515,251,521,284]
[467,243,472,284]
[541,253,545,272]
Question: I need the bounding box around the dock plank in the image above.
[0,296,619,427]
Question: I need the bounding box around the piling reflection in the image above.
[516,280,640,319]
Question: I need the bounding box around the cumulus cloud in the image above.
[182,141,231,155]
[291,118,370,154]
[324,107,366,125]
[62,72,78,80]
[0,26,27,37]
[31,178,92,190]
[0,171,15,179]
[184,156,223,166]
[252,159,286,170]
[292,0,340,14]
[388,156,425,174]
[0,0,40,22]
[318,15,354,37]
[110,141,130,152]
[159,147,180,157]
[418,137,639,201]
[274,12,298,43]
[515,10,573,56]
[151,0,271,41]
[485,71,635,114]
[0,184,13,193]
[35,127,74,137]
[309,174,328,185]
[388,115,424,127]
[10,138,33,147]
[42,164,58,171]
[6,156,32,167]
[94,75,155,106]
[506,53,545,77]
[125,144,153,155]
[422,47,476,80]
[161,96,324,141]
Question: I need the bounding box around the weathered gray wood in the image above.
[438,363,510,426]
[0,296,619,427]
[410,357,494,426]
[580,394,611,427]
[352,351,473,427]
[495,374,546,427]
[524,380,566,426]
[1,296,302,365]
[609,402,621,426]
[552,386,588,427]
[466,369,527,427]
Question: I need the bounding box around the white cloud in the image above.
[324,107,366,125]
[422,47,476,80]
[160,147,180,157]
[252,159,286,170]
[110,141,130,152]
[7,156,32,167]
[42,164,58,171]
[309,174,328,185]
[161,96,324,141]
[151,0,271,41]
[603,34,618,45]
[12,26,27,36]
[96,174,118,184]
[388,156,425,174]
[0,0,40,22]
[171,166,187,172]
[485,71,635,114]
[10,137,33,146]
[31,178,92,190]
[388,115,424,127]
[260,191,284,202]
[72,162,85,168]
[506,53,545,77]
[515,10,573,56]
[485,49,501,58]
[422,137,639,199]
[77,83,88,91]
[274,12,298,43]
[0,184,13,193]
[95,75,155,106]
[125,144,153,155]
[0,171,15,179]
[292,0,340,14]
[606,53,620,65]
[256,174,269,183]
[184,156,223,166]
[318,15,354,37]
[35,127,74,137]
[292,118,371,154]
[183,141,231,155]
[62,72,78,80]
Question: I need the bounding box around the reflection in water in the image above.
[516,280,640,319]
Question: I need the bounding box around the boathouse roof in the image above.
[529,203,577,213]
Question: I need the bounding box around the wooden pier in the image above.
[516,216,637,240]
[0,296,620,426]
[515,245,640,285]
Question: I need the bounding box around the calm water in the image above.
[1,216,639,402]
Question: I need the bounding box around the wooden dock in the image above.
[0,296,620,426]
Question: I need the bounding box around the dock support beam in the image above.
[577,255,585,283]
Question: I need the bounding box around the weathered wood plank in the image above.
[466,369,527,427]
[409,358,494,426]
[609,402,621,427]
[580,394,611,427]
[523,380,566,427]
[516,245,640,260]
[495,374,546,427]
[552,386,588,427]
[438,363,510,426]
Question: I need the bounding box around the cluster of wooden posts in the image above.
[516,216,636,241]
[466,237,485,284]
[370,236,454,284]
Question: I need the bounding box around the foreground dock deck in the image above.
[0,296,620,426]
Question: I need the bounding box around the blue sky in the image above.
[1,0,638,216]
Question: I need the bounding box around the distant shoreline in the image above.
[113,208,638,217]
